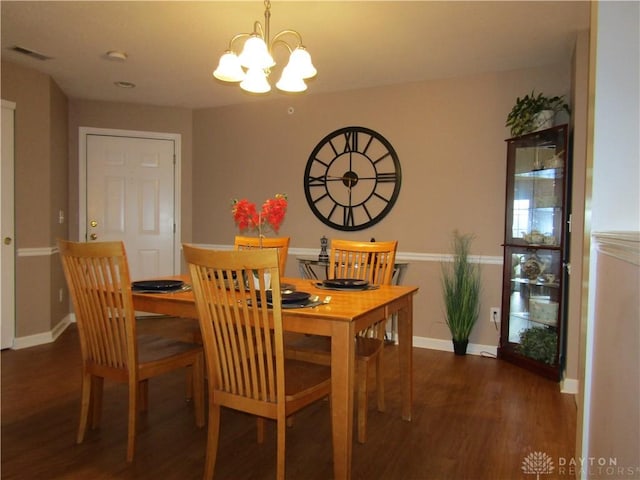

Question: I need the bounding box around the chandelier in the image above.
[213,0,317,94]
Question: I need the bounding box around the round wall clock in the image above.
[304,126,402,231]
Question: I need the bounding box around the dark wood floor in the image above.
[1,318,576,479]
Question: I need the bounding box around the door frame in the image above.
[1,100,16,349]
[79,127,182,274]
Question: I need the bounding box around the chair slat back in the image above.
[58,240,136,371]
[234,236,290,274]
[184,246,284,405]
[329,239,398,286]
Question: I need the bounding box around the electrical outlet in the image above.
[490,307,501,324]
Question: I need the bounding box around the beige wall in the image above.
[1,61,68,336]
[67,99,194,243]
[192,64,571,348]
[588,235,639,473]
[3,57,585,379]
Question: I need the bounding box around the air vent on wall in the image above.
[10,45,52,61]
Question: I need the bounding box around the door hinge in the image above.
[173,223,176,233]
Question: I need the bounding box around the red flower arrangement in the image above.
[232,194,288,240]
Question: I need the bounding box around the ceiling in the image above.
[1,1,590,110]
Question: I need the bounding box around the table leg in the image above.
[397,295,413,421]
[331,321,355,480]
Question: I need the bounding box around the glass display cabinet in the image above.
[498,125,570,381]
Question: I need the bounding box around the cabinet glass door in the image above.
[506,128,567,247]
[504,247,562,367]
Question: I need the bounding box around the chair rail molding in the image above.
[196,244,503,265]
[17,246,58,257]
[593,231,640,265]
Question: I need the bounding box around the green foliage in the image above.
[518,327,557,364]
[505,90,571,137]
[441,231,481,342]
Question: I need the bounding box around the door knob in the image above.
[90,233,98,240]
[3,237,11,245]
[90,220,98,227]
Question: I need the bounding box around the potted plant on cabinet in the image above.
[505,90,571,137]
[518,326,558,364]
[441,231,481,355]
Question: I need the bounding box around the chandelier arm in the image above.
[270,29,304,50]
[271,38,293,55]
[254,21,266,39]
[227,32,252,52]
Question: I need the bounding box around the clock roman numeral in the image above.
[373,192,391,204]
[307,175,327,187]
[343,205,355,227]
[312,192,330,204]
[361,135,375,156]
[376,172,397,183]
[343,131,358,153]
[362,204,373,221]
[373,152,392,164]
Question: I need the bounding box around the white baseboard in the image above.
[12,314,74,350]
[413,335,498,357]
[561,377,579,394]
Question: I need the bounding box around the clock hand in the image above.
[324,175,346,180]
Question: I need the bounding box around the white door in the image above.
[1,101,16,349]
[85,133,177,281]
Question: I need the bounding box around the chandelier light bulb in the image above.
[213,51,245,82]
[238,35,274,70]
[276,66,307,92]
[241,67,272,93]
[286,47,317,79]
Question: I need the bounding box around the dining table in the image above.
[132,274,418,480]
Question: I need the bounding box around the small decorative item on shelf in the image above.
[505,90,571,137]
[543,150,565,169]
[522,255,543,280]
[529,299,559,326]
[522,230,544,244]
[319,235,329,262]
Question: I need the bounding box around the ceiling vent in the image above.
[10,45,52,61]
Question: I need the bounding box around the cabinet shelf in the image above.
[511,278,560,288]
[498,124,569,382]
[509,311,559,327]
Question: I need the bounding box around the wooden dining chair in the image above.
[183,245,331,480]
[285,239,398,443]
[234,235,290,274]
[58,239,205,462]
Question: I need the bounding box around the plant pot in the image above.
[452,339,469,355]
[532,110,554,132]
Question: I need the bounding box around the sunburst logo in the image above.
[522,451,555,479]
